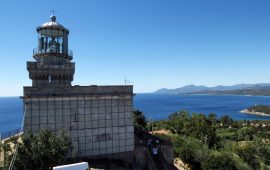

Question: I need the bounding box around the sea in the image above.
[1,94,270,134]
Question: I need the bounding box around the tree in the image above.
[133,110,147,130]
[237,127,254,141]
[201,151,238,170]
[207,113,217,125]
[234,143,260,170]
[220,115,233,127]
[12,129,70,170]
[257,144,270,165]
[252,138,270,165]
[167,111,190,135]
[174,136,209,169]
[188,113,216,146]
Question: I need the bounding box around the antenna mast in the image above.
[49,9,57,16]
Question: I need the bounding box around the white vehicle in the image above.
[53,162,89,170]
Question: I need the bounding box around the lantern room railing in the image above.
[33,48,73,59]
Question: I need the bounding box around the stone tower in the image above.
[29,15,74,87]
[23,16,134,162]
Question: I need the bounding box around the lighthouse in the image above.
[23,16,134,163]
[29,15,74,87]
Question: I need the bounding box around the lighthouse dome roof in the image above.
[37,15,69,37]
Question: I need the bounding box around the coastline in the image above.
[240,109,270,117]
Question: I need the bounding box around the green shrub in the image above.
[201,151,238,170]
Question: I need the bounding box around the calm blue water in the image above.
[133,93,270,120]
[1,94,270,134]
[0,97,23,134]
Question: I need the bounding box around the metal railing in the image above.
[33,48,73,58]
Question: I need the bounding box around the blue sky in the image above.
[0,0,270,96]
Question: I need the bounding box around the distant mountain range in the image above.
[155,83,270,96]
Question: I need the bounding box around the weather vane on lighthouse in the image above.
[50,9,57,16]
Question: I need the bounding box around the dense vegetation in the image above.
[147,111,270,170]
[133,110,148,131]
[247,105,270,115]
[0,129,70,170]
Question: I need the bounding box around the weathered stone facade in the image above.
[22,16,134,161]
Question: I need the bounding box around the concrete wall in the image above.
[23,86,134,160]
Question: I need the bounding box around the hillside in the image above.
[192,88,270,96]
[247,105,270,115]
[151,111,270,169]
[155,83,270,96]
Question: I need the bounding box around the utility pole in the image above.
[151,118,154,132]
